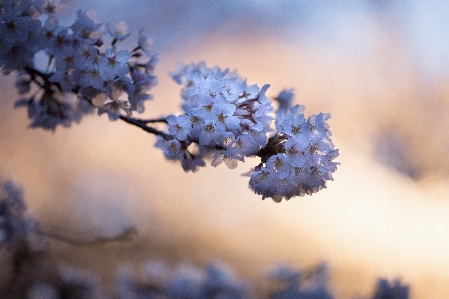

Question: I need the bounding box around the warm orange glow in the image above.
[1,2,449,298]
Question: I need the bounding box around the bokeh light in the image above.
[1,1,449,298]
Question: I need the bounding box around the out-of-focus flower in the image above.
[71,10,103,44]
[108,21,131,43]
[0,180,34,247]
[275,89,294,113]
[41,0,69,16]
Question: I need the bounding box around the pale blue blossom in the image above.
[137,29,154,55]
[0,13,33,42]
[77,64,104,90]
[98,46,130,81]
[107,21,131,43]
[74,42,98,67]
[275,89,294,113]
[167,114,192,141]
[98,98,130,121]
[249,105,339,202]
[71,9,103,44]
[41,0,69,16]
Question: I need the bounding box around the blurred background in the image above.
[1,0,449,298]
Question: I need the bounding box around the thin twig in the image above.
[139,117,168,124]
[118,115,172,139]
[36,226,138,246]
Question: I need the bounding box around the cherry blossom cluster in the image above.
[249,104,339,202]
[156,62,339,201]
[1,1,338,202]
[1,0,158,130]
[156,61,274,172]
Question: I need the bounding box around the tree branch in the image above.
[139,117,168,124]
[36,226,138,246]
[118,115,172,139]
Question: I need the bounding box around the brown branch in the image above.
[139,117,168,124]
[36,226,138,246]
[118,115,172,139]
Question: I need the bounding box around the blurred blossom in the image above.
[274,89,294,114]
[116,260,249,299]
[371,279,409,299]
[26,266,103,299]
[0,180,35,247]
[268,263,334,299]
[374,127,421,180]
[1,1,448,299]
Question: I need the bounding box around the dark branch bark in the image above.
[36,227,137,246]
[139,117,168,124]
[119,115,172,139]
